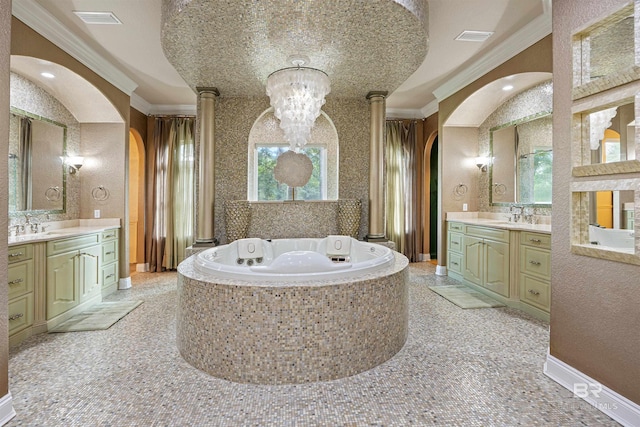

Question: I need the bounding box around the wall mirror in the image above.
[9,108,66,214]
[571,183,639,265]
[490,112,552,207]
[573,99,640,175]
[572,3,639,98]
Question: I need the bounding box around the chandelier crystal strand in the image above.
[266,67,331,150]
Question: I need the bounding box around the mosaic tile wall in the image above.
[213,96,370,243]
[176,252,409,384]
[478,81,553,216]
[9,72,80,225]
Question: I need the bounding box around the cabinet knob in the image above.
[529,238,542,243]
[105,251,114,255]
[8,278,23,285]
[451,262,459,266]
[529,260,541,266]
[8,252,24,258]
[528,289,540,296]
[9,313,24,321]
[105,274,115,279]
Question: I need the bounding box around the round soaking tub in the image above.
[177,236,409,385]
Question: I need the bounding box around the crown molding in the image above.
[420,100,439,118]
[12,0,138,95]
[432,0,551,103]
[130,93,152,115]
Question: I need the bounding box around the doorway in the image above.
[129,129,145,272]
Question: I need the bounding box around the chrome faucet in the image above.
[23,213,40,233]
[509,204,522,223]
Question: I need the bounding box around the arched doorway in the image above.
[423,131,438,263]
[129,129,145,272]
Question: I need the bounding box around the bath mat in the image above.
[49,300,143,333]
[428,285,505,309]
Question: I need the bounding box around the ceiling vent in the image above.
[73,11,122,25]
[454,30,494,42]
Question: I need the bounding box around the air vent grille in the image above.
[455,30,494,42]
[73,11,122,25]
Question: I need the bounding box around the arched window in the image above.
[248,108,339,201]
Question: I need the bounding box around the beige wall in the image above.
[1,0,11,402]
[552,0,640,405]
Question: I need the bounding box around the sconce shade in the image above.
[62,156,84,174]
[475,156,490,172]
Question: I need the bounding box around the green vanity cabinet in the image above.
[46,233,101,320]
[519,231,551,313]
[101,229,119,296]
[462,226,510,298]
[8,244,35,337]
[447,222,465,279]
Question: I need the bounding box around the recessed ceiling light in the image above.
[41,72,55,79]
[454,30,494,42]
[73,11,122,25]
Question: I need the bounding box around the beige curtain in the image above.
[385,120,420,262]
[145,117,195,271]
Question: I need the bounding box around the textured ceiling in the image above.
[161,0,429,98]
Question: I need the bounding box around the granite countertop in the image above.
[446,212,551,234]
[8,218,120,246]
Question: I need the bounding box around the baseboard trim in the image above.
[118,277,132,290]
[136,263,148,272]
[435,265,447,276]
[0,392,16,426]
[544,353,640,427]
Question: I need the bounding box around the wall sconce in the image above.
[62,156,84,174]
[475,156,490,172]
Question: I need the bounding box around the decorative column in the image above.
[366,91,388,241]
[195,87,219,245]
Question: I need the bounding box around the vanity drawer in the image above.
[47,233,100,255]
[8,244,33,264]
[101,229,118,241]
[102,240,118,264]
[448,251,463,274]
[448,232,464,254]
[8,259,34,300]
[102,262,119,288]
[8,293,34,335]
[465,225,509,243]
[520,246,551,280]
[448,221,465,232]
[521,232,551,249]
[520,274,550,312]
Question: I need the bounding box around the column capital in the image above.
[366,90,388,100]
[196,87,220,96]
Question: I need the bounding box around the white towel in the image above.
[237,238,264,259]
[325,235,351,256]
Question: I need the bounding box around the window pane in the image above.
[256,146,326,201]
[533,150,552,203]
[257,147,288,201]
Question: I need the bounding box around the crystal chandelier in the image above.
[266,56,331,150]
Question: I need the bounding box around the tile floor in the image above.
[7,263,619,426]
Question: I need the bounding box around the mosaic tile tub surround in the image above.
[176,252,409,384]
